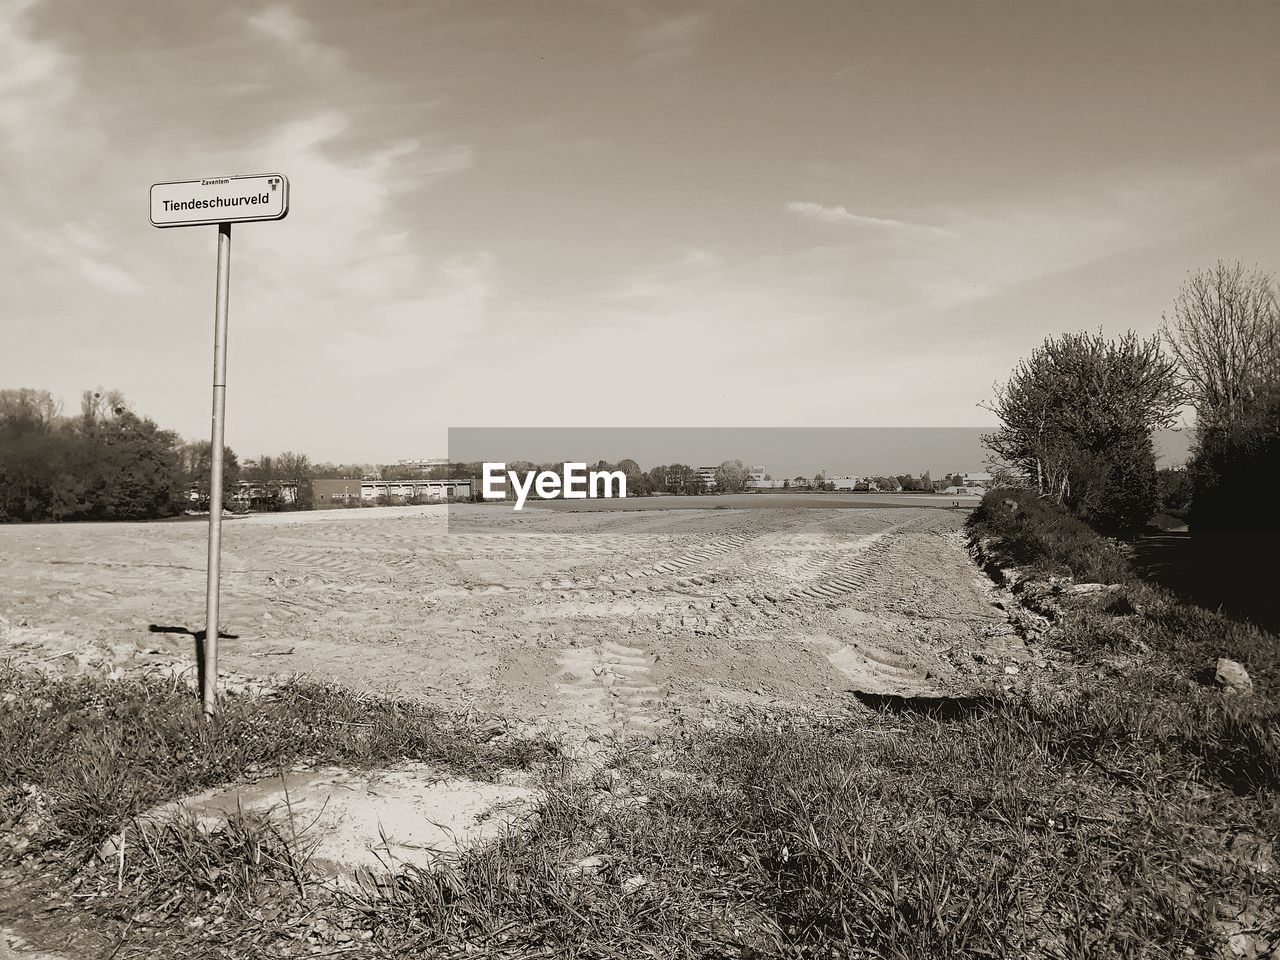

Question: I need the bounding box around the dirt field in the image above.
[0,502,1026,740]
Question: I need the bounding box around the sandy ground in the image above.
[0,502,1027,739]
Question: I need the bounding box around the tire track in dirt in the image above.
[821,632,942,695]
[783,516,923,604]
[542,534,752,590]
[2,504,1000,728]
[555,640,667,738]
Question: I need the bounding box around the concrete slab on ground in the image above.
[147,763,539,877]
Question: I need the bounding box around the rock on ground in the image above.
[1215,658,1253,696]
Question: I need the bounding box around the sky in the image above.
[2,0,1277,466]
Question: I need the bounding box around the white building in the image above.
[360,478,471,500]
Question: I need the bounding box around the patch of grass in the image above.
[968,487,1133,584]
[0,671,551,858]
[341,681,1278,958]
[1049,578,1280,701]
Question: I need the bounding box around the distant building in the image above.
[312,477,472,505]
[831,476,895,491]
[962,473,993,485]
[232,480,297,505]
[187,480,298,506]
[696,466,718,490]
[311,479,364,504]
[397,457,450,470]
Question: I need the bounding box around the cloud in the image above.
[832,57,879,78]
[630,11,709,64]
[78,256,143,295]
[0,0,77,148]
[322,250,498,374]
[248,4,305,44]
[5,219,143,296]
[247,4,340,69]
[785,201,955,235]
[679,248,721,268]
[606,246,724,300]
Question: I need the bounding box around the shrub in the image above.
[969,487,1132,583]
[1186,390,1280,624]
[983,331,1181,537]
[1156,467,1192,513]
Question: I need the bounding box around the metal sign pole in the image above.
[150,172,287,716]
[203,221,232,719]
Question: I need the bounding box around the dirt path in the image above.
[0,504,1029,739]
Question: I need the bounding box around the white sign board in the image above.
[150,174,289,228]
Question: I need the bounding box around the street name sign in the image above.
[150,173,289,228]
[149,170,289,718]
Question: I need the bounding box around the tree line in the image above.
[423,460,958,499]
[1,396,980,522]
[0,388,329,522]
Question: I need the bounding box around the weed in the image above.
[969,487,1133,584]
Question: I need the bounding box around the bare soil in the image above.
[0,503,1028,740]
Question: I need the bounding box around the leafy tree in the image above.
[312,462,374,479]
[0,424,84,521]
[616,458,648,496]
[1,391,183,521]
[1156,467,1192,513]
[1185,386,1280,622]
[983,330,1181,535]
[665,464,702,495]
[78,411,183,519]
[180,441,241,509]
[645,465,669,494]
[715,460,750,494]
[245,455,276,486]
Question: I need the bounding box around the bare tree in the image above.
[79,388,127,431]
[0,389,61,432]
[1163,261,1280,433]
[276,451,312,482]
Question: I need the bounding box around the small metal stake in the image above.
[203,221,232,719]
